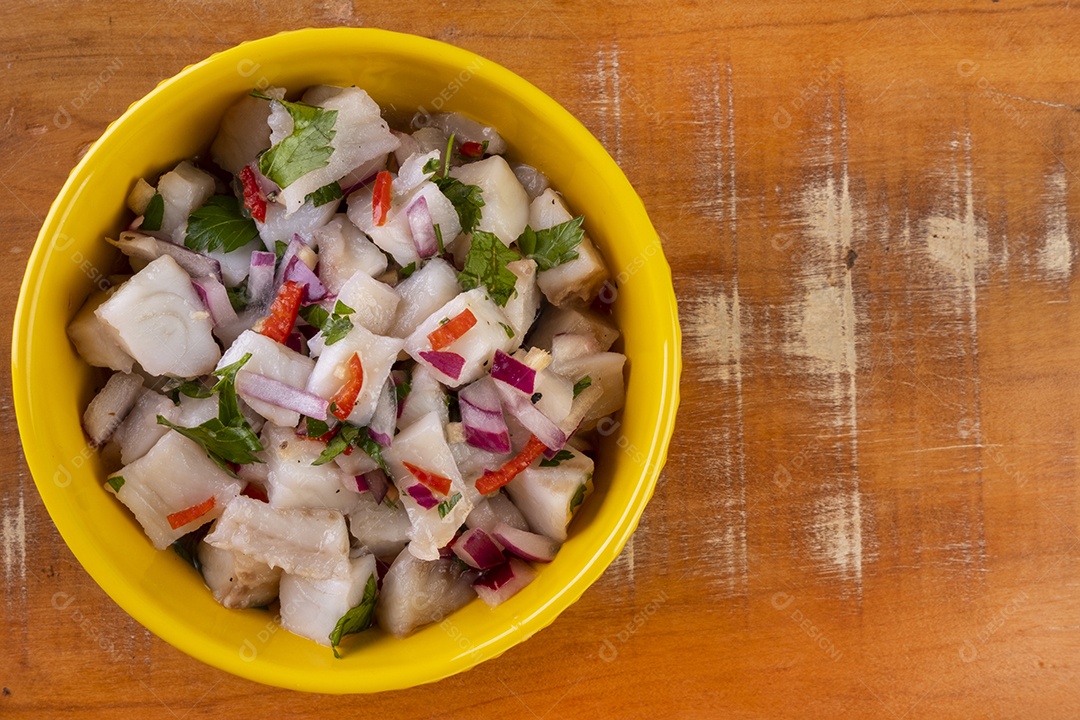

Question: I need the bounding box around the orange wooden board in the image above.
[4,2,1080,717]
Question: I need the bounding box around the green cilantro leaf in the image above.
[257,97,338,189]
[517,216,585,271]
[274,239,289,262]
[322,315,354,346]
[305,181,343,208]
[334,300,354,315]
[160,377,214,405]
[569,481,588,514]
[394,378,411,404]
[299,304,330,329]
[359,433,392,479]
[540,449,575,468]
[226,283,250,312]
[433,175,485,234]
[499,322,515,338]
[185,195,260,253]
[306,416,331,438]
[572,375,592,398]
[106,476,125,492]
[329,574,377,658]
[434,223,445,254]
[437,492,462,519]
[156,353,264,472]
[313,424,361,466]
[399,262,417,279]
[457,230,521,306]
[142,193,164,232]
[301,300,354,346]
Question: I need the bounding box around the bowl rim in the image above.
[12,27,681,692]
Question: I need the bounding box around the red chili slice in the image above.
[239,166,267,223]
[372,170,392,227]
[167,496,216,530]
[427,308,477,351]
[475,435,547,495]
[259,280,304,343]
[330,353,364,421]
[403,461,452,496]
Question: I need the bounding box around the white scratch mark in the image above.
[787,89,865,593]
[590,41,623,164]
[2,490,26,589]
[1039,166,1072,279]
[684,291,741,383]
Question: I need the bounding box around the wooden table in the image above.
[4,2,1080,717]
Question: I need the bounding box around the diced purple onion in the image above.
[420,350,466,380]
[282,255,328,303]
[284,332,306,354]
[493,381,567,450]
[368,378,396,448]
[406,195,438,257]
[472,558,536,608]
[112,231,223,283]
[235,372,329,420]
[354,474,369,492]
[247,251,276,309]
[459,379,510,453]
[491,522,559,563]
[274,235,304,288]
[452,527,506,570]
[406,482,439,510]
[491,350,536,394]
[362,469,390,505]
[191,276,239,328]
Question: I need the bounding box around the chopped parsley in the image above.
[569,481,588,514]
[305,416,331,438]
[300,300,355,346]
[313,424,361,466]
[457,230,521,306]
[226,282,250,312]
[499,322,515,338]
[161,377,214,405]
[540,449,575,467]
[254,93,339,189]
[437,492,462,519]
[573,375,592,398]
[423,150,484,234]
[329,574,377,658]
[274,240,288,262]
[185,195,260,253]
[106,476,125,492]
[305,181,342,208]
[399,262,417,279]
[156,353,264,473]
[141,193,164,232]
[517,216,585,271]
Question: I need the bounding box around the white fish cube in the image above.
[501,259,541,341]
[529,303,620,352]
[333,270,401,336]
[403,288,517,388]
[306,324,404,428]
[67,288,135,373]
[204,495,351,580]
[258,196,338,249]
[505,445,594,543]
[197,541,282,609]
[374,548,475,638]
[95,255,221,378]
[396,364,448,431]
[529,189,609,306]
[210,94,272,176]
[347,493,412,559]
[279,554,377,646]
[450,155,529,246]
[263,424,358,514]
[217,330,316,428]
[313,215,388,294]
[111,431,242,549]
[384,411,472,561]
[157,161,216,244]
[111,390,176,465]
[388,257,461,339]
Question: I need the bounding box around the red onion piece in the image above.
[247,251,276,308]
[369,378,396,447]
[473,558,536,608]
[459,379,510,453]
[491,350,536,394]
[362,468,390,505]
[493,381,567,450]
[354,474,369,492]
[420,350,465,380]
[112,231,223,283]
[406,482,439,510]
[491,522,559,563]
[235,372,329,420]
[406,195,438,257]
[283,255,328,303]
[191,276,239,327]
[273,234,304,288]
[452,527,506,570]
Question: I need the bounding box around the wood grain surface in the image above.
[4,1,1080,717]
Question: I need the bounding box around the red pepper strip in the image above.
[330,353,364,421]
[427,308,477,351]
[260,280,303,343]
[475,435,547,495]
[372,170,392,227]
[459,141,484,159]
[239,166,267,223]
[403,461,452,496]
[167,496,216,530]
[241,482,269,503]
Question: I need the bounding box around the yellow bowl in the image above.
[12,28,680,693]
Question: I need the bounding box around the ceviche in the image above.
[68,84,625,656]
